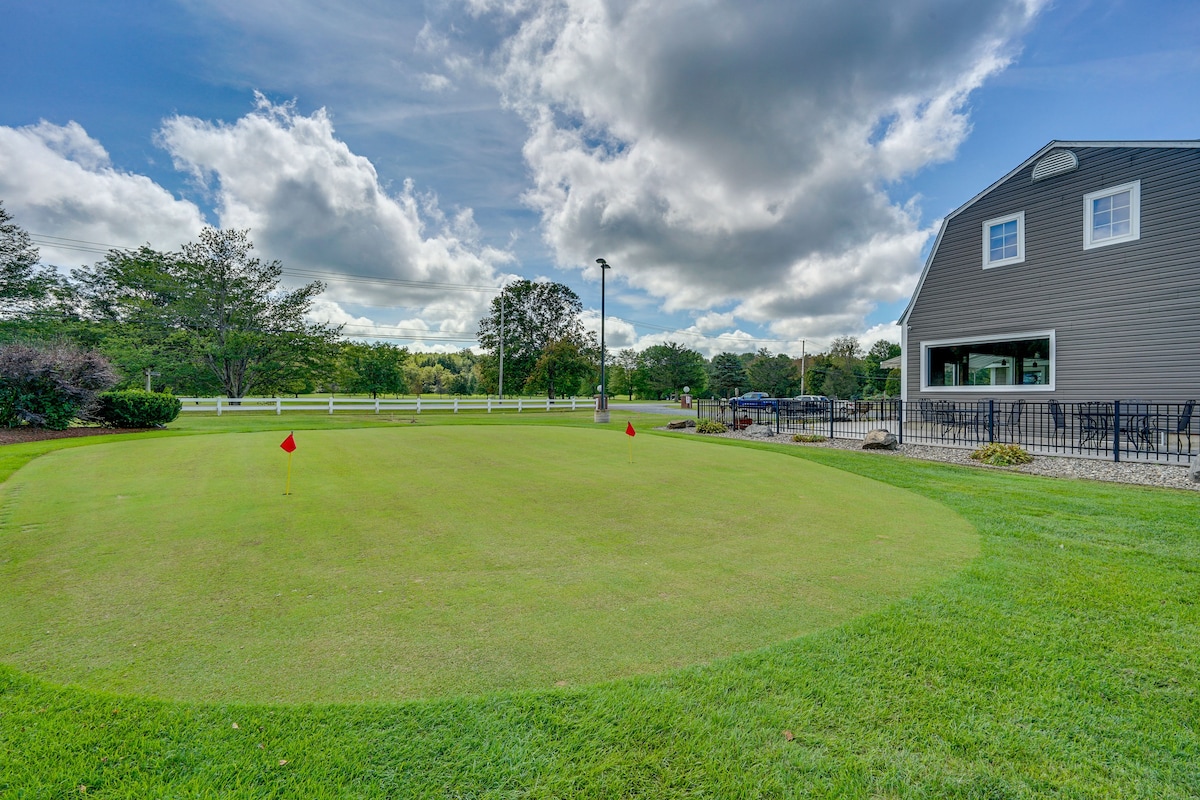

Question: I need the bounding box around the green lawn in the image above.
[1,416,1198,797]
[0,426,973,703]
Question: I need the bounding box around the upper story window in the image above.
[1084,180,1140,249]
[982,211,1025,268]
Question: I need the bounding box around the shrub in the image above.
[792,434,827,443]
[97,390,182,428]
[0,342,119,429]
[970,442,1033,466]
[696,419,727,434]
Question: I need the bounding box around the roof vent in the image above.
[1031,149,1079,182]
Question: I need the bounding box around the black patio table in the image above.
[1077,402,1112,448]
[1118,400,1156,452]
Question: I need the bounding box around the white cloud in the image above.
[484,0,1043,340]
[157,94,513,335]
[0,121,205,267]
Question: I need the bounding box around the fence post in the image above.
[988,400,995,443]
[276,398,281,415]
[898,399,904,444]
[487,398,492,413]
[1113,400,1121,463]
[375,398,380,414]
[454,398,459,413]
[217,397,222,416]
[416,398,422,414]
[829,400,834,439]
[518,398,523,413]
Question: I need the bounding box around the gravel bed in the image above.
[667,425,1199,492]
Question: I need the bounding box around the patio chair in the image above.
[994,399,1025,441]
[1047,399,1067,445]
[1163,399,1196,454]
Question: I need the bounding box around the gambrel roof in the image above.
[897,139,1200,326]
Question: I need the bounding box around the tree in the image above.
[525,338,594,398]
[708,352,748,398]
[608,349,640,400]
[74,228,341,397]
[639,342,707,399]
[0,201,59,318]
[747,349,800,396]
[477,280,592,398]
[342,341,409,398]
[0,342,119,429]
[864,339,901,397]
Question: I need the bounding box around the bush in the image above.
[0,342,119,429]
[696,419,727,434]
[97,390,182,428]
[792,434,827,443]
[970,442,1033,466]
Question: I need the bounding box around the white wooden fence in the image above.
[177,396,594,416]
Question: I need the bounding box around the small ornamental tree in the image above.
[0,342,120,429]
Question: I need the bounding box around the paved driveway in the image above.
[617,403,698,417]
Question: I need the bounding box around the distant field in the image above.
[0,425,975,703]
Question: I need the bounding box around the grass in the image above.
[1,415,1198,797]
[0,427,974,703]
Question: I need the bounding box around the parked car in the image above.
[790,394,829,414]
[730,391,777,410]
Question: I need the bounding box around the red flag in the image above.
[280,433,296,453]
[625,422,636,437]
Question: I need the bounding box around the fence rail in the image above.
[178,396,592,415]
[697,398,1198,465]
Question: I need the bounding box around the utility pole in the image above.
[800,340,806,396]
[498,293,505,401]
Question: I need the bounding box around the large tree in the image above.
[477,279,592,398]
[341,341,409,398]
[74,228,340,397]
[639,342,707,399]
[747,349,800,397]
[708,352,749,398]
[0,201,59,319]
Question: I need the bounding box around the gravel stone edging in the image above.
[664,425,1199,492]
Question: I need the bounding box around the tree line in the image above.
[2,200,898,403]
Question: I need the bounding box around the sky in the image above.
[2,0,1198,357]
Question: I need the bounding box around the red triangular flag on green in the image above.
[625,422,636,437]
[280,433,297,453]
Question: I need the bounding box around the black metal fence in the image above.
[696,398,1198,465]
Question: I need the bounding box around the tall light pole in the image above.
[595,257,612,423]
[498,291,505,401]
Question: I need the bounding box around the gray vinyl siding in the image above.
[905,145,1200,403]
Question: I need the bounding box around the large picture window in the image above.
[1084,180,1140,249]
[982,211,1025,268]
[922,333,1054,391]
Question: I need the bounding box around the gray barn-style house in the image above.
[899,140,1200,404]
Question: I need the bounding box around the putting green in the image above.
[0,426,977,703]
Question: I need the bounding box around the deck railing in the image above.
[696,398,1198,465]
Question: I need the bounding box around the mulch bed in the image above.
[0,426,155,446]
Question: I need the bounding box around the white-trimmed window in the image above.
[921,331,1054,392]
[982,211,1025,268]
[1084,180,1140,249]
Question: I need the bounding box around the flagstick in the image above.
[285,450,293,495]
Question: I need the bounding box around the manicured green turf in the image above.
[0,426,974,703]
[1,418,1198,797]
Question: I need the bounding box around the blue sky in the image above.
[2,0,1198,356]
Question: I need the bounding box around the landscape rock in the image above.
[744,424,776,438]
[667,419,696,429]
[1190,454,1200,483]
[861,429,899,450]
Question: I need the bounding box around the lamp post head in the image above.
[596,257,610,269]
